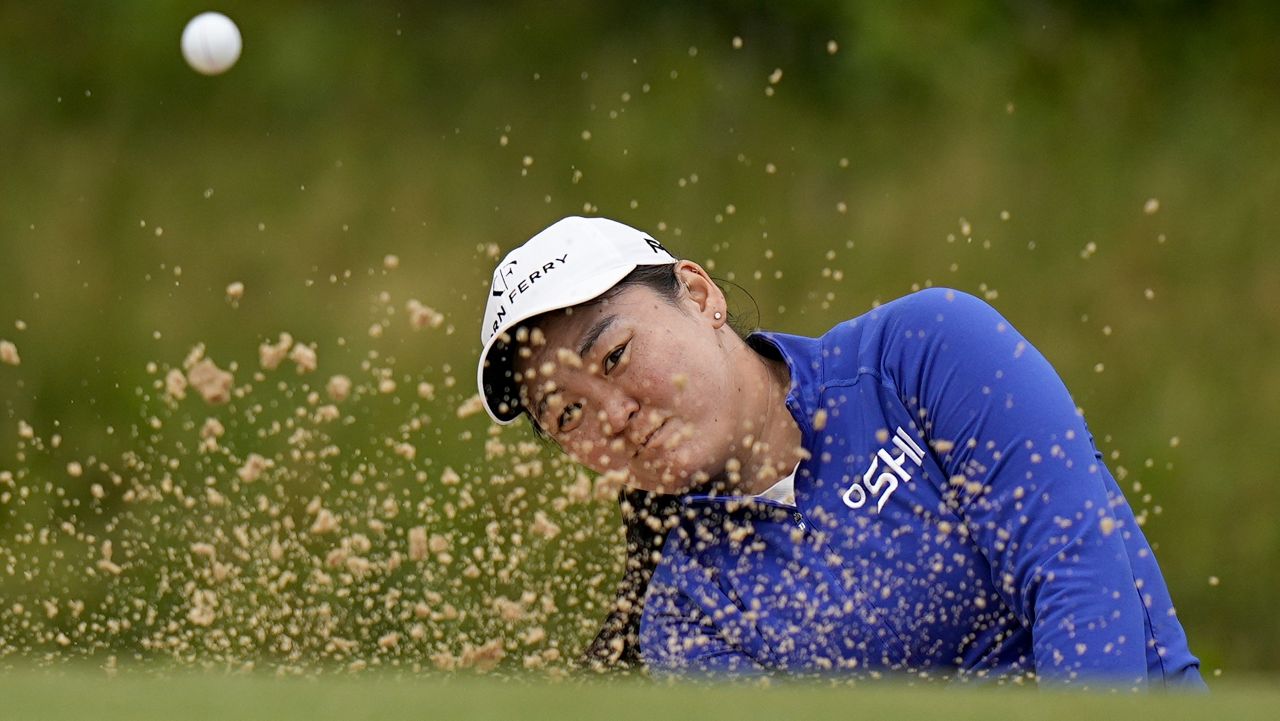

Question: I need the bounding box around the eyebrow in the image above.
[576,314,618,360]
[536,396,549,427]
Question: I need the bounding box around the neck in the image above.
[734,350,804,495]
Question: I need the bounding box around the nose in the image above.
[598,386,640,438]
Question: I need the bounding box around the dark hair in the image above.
[600,263,757,337]
[600,263,684,304]
[580,465,753,672]
[579,486,683,671]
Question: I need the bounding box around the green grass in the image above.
[2,670,1277,721]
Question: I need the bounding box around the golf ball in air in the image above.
[181,12,242,75]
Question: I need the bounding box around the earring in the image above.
[713,311,723,320]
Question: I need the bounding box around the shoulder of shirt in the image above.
[759,287,985,344]
[747,288,997,427]
[831,287,995,347]
[849,287,990,328]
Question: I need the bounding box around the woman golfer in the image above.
[476,216,1204,688]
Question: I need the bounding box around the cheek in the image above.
[640,364,720,426]
[565,436,626,473]
[629,346,711,410]
[562,436,598,464]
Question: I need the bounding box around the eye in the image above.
[603,342,628,374]
[558,402,583,432]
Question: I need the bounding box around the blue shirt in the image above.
[638,288,1204,688]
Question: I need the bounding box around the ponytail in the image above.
[578,487,683,671]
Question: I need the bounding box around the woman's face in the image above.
[514,263,741,493]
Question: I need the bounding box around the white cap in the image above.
[477,216,677,424]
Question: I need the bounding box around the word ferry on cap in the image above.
[489,254,570,336]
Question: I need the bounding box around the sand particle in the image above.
[408,527,429,561]
[259,333,294,371]
[326,374,353,402]
[456,394,484,418]
[187,358,234,405]
[0,340,20,366]
[406,299,445,330]
[165,368,188,400]
[812,409,828,431]
[237,453,271,483]
[310,508,340,535]
[289,343,318,374]
[530,511,561,540]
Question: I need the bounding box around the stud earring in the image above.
[713,311,723,320]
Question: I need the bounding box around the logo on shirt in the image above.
[842,426,925,513]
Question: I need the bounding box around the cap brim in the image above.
[480,337,523,424]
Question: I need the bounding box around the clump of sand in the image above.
[0,340,20,366]
[184,347,234,405]
[406,299,444,330]
[259,333,293,370]
[326,375,352,402]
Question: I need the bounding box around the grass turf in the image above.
[2,670,1276,721]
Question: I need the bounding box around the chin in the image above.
[629,456,707,495]
[634,478,696,496]
[629,477,697,495]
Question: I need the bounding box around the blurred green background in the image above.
[1,0,1278,677]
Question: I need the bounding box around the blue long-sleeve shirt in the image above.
[638,288,1204,688]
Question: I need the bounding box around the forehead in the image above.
[533,300,613,355]
[524,284,666,360]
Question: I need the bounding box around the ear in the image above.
[673,260,727,328]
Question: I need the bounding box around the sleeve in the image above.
[638,542,770,677]
[883,288,1151,688]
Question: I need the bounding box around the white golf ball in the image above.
[181,12,242,76]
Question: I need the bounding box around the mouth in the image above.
[635,420,668,457]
